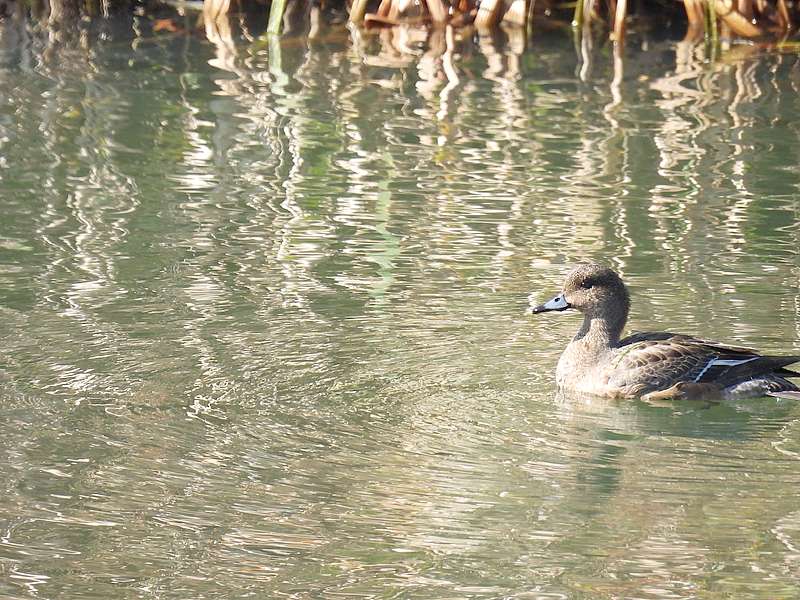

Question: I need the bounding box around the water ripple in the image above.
[0,11,799,599]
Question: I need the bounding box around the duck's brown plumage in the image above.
[532,264,800,400]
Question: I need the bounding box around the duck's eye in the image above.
[581,280,594,289]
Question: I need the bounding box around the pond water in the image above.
[1,8,800,599]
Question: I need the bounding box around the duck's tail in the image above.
[762,356,800,400]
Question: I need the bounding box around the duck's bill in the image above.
[530,294,571,314]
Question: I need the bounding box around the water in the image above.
[1,7,800,598]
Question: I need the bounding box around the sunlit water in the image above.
[1,7,800,598]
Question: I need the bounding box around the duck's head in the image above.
[530,263,629,319]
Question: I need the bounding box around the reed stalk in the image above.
[612,0,627,42]
[777,0,792,29]
[714,0,762,36]
[582,0,595,31]
[427,0,449,24]
[526,0,537,36]
[15,0,800,53]
[350,0,370,23]
[706,0,718,45]
[475,0,504,27]
[504,0,527,26]
[573,0,584,27]
[267,0,286,33]
[683,0,705,39]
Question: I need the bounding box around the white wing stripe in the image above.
[693,356,759,382]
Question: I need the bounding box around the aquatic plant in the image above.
[6,0,797,44]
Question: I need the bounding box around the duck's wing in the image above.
[619,331,756,354]
[610,333,800,397]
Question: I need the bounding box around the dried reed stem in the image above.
[736,0,753,19]
[350,0,370,22]
[504,0,528,26]
[426,0,449,24]
[612,0,626,41]
[573,0,583,27]
[684,0,706,39]
[777,0,792,29]
[204,0,231,20]
[706,0,718,43]
[475,0,504,27]
[714,0,763,36]
[267,0,286,32]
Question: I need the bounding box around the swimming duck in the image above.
[531,263,800,400]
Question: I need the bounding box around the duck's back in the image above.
[606,332,800,400]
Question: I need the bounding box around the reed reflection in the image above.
[1,8,799,395]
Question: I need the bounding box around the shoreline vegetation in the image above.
[3,0,798,48]
[1,0,799,105]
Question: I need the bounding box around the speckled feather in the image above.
[609,333,800,398]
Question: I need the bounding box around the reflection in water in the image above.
[1,8,800,599]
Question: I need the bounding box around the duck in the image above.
[531,263,800,401]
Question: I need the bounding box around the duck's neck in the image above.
[573,311,626,350]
